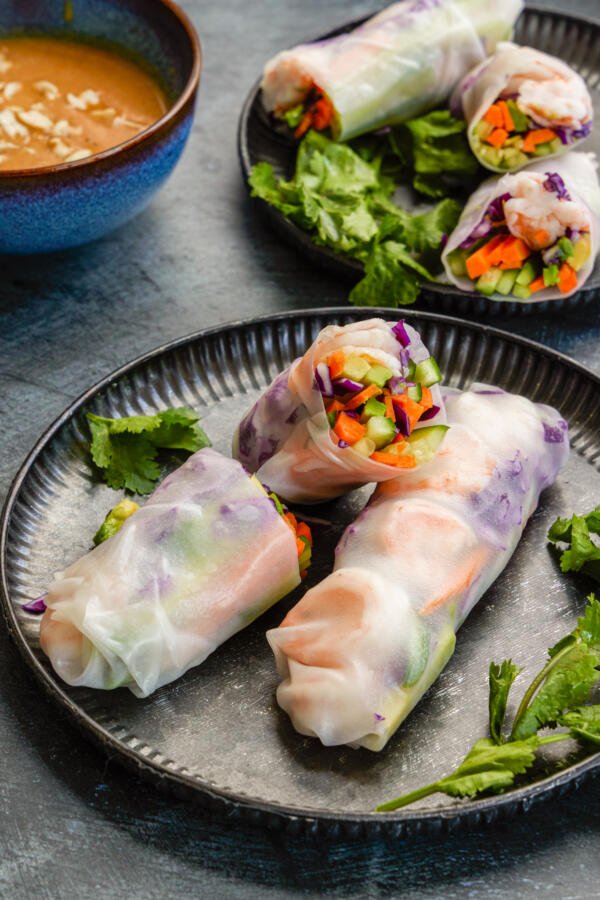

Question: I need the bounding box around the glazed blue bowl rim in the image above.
[0,0,202,180]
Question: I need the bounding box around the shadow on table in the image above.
[2,630,599,898]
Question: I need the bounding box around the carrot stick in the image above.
[558,263,578,294]
[485,128,508,149]
[344,384,381,411]
[333,412,366,443]
[528,277,546,293]
[327,350,345,380]
[498,100,515,132]
[522,128,557,153]
[483,104,504,128]
[325,398,344,414]
[370,451,417,468]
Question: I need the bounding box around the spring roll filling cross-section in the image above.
[267,387,569,751]
[39,449,312,697]
[233,318,448,504]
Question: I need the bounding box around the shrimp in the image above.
[516,77,591,129]
[504,172,591,249]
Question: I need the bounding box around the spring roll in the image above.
[39,449,311,697]
[267,386,569,751]
[443,152,600,302]
[261,0,523,142]
[452,42,593,172]
[233,318,447,504]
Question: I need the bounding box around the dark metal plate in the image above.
[1,308,599,837]
[238,6,600,317]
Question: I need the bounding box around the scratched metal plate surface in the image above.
[1,308,599,836]
[238,6,600,317]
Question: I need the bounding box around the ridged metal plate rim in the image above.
[237,5,600,317]
[1,307,599,838]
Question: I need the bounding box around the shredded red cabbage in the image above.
[338,439,349,449]
[388,376,407,394]
[418,404,441,421]
[333,377,363,395]
[460,192,511,249]
[22,594,47,614]
[391,320,411,347]
[315,362,333,397]
[393,401,411,436]
[399,348,411,371]
[543,172,571,201]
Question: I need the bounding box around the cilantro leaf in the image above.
[548,507,600,582]
[559,705,600,746]
[376,737,541,811]
[511,594,600,739]
[489,659,521,744]
[86,408,210,495]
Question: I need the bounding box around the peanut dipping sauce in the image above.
[0,36,168,171]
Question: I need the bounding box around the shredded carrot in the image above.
[522,128,557,154]
[325,398,344,414]
[296,537,306,556]
[382,391,395,420]
[528,276,546,293]
[465,235,505,279]
[333,412,366,444]
[284,511,298,530]
[312,96,334,131]
[296,522,313,545]
[498,100,515,132]
[294,113,312,140]
[370,451,417,468]
[344,383,381,411]
[558,262,578,294]
[483,104,504,128]
[485,128,508,149]
[327,350,345,380]
[420,385,433,411]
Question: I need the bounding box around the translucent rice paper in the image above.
[442,153,600,302]
[268,386,569,751]
[232,318,445,504]
[452,42,593,172]
[40,449,300,697]
[261,0,523,141]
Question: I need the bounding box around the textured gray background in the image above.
[1,0,600,897]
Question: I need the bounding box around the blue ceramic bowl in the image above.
[0,0,201,254]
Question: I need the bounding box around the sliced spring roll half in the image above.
[38,449,312,697]
[267,386,569,751]
[443,152,600,302]
[233,318,447,504]
[261,0,522,142]
[452,42,593,173]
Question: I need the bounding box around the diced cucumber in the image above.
[475,119,494,140]
[327,411,337,428]
[533,140,555,157]
[406,425,449,465]
[362,397,387,420]
[479,145,502,168]
[506,100,530,132]
[351,436,376,458]
[446,248,468,278]
[341,355,371,382]
[503,135,523,148]
[557,236,575,259]
[407,383,423,402]
[495,269,519,296]
[365,415,397,449]
[516,260,537,286]
[513,283,532,300]
[475,266,503,295]
[567,233,591,271]
[413,356,442,387]
[502,148,528,169]
[364,364,394,388]
[403,624,430,688]
[543,264,560,287]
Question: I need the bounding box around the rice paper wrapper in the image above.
[40,449,300,697]
[267,386,569,751]
[232,318,445,504]
[451,42,593,172]
[261,0,522,142]
[442,152,600,302]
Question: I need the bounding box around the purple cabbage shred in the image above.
[418,404,441,421]
[333,377,363,395]
[22,594,47,614]
[543,172,571,201]
[391,320,411,347]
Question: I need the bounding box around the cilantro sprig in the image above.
[376,594,600,813]
[249,110,478,307]
[548,506,600,582]
[87,407,210,495]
